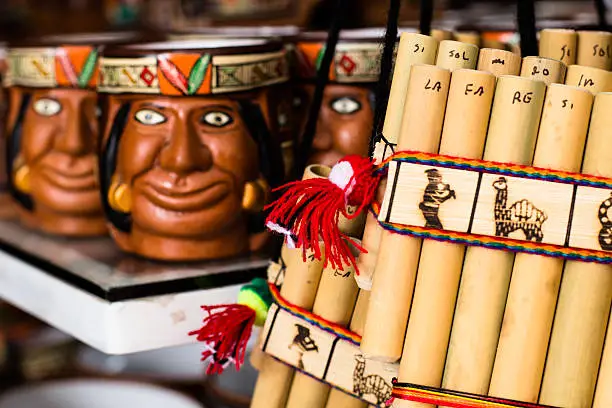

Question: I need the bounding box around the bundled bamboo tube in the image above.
[431,29,453,42]
[594,306,612,407]
[350,290,370,335]
[541,92,612,408]
[442,76,546,395]
[394,69,496,408]
[576,30,612,70]
[489,84,593,403]
[324,290,371,408]
[565,64,612,94]
[520,56,567,85]
[539,28,577,65]
[285,242,361,408]
[357,33,438,290]
[251,165,334,408]
[477,48,522,77]
[361,64,451,362]
[455,31,480,47]
[436,40,479,71]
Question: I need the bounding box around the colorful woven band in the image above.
[268,282,361,344]
[392,383,556,408]
[295,42,382,83]
[5,46,99,89]
[375,150,612,265]
[98,50,288,95]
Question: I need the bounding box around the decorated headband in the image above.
[295,41,383,83]
[5,46,99,89]
[98,42,289,96]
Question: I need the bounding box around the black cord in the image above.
[294,0,350,179]
[595,0,609,30]
[369,0,403,157]
[517,0,538,57]
[420,0,434,36]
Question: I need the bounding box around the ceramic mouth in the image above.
[142,179,231,212]
[40,166,97,191]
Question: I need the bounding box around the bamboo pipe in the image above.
[324,290,371,408]
[577,30,612,70]
[361,64,451,362]
[442,76,546,395]
[477,48,522,77]
[350,290,370,335]
[394,69,496,408]
[357,33,438,290]
[489,84,593,403]
[358,34,440,289]
[594,303,612,407]
[520,56,567,85]
[455,31,481,47]
[431,29,453,42]
[250,165,332,408]
[481,38,508,51]
[285,242,361,408]
[539,28,577,66]
[565,64,612,94]
[543,92,612,408]
[436,40,479,71]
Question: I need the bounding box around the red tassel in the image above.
[266,155,381,274]
[188,304,255,374]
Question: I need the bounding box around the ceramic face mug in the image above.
[97,39,287,261]
[4,44,108,236]
[294,30,383,167]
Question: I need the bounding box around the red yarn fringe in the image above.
[189,304,255,374]
[265,156,380,274]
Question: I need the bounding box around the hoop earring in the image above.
[242,178,269,212]
[108,177,131,213]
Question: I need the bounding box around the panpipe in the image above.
[255,27,612,408]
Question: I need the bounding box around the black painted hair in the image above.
[99,102,132,233]
[6,92,34,211]
[98,99,283,234]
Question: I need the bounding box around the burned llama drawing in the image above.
[353,354,393,406]
[598,192,612,250]
[492,177,547,242]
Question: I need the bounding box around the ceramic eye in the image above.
[134,109,167,125]
[330,97,361,115]
[201,111,233,128]
[33,98,62,117]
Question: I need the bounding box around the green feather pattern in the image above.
[188,54,211,95]
[315,46,327,71]
[78,49,99,88]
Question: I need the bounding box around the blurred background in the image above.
[0,0,609,39]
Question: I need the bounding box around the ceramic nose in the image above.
[311,115,334,151]
[159,119,212,175]
[54,109,92,156]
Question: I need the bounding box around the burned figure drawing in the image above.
[598,192,612,250]
[493,177,547,242]
[419,168,456,229]
[289,324,319,369]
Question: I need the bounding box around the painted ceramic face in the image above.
[300,84,374,167]
[17,88,104,235]
[108,95,261,260]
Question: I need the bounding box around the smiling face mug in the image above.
[293,31,383,167]
[4,44,106,236]
[97,39,287,261]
